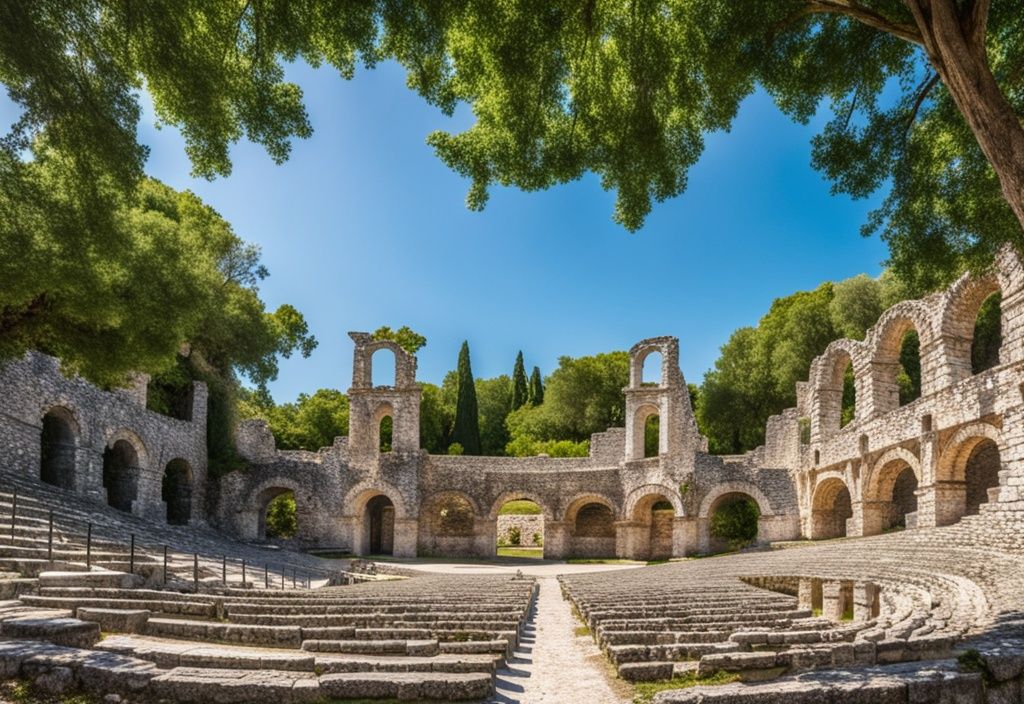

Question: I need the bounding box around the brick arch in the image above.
[420,491,480,539]
[864,447,921,502]
[697,482,774,519]
[563,493,619,523]
[628,336,681,389]
[349,333,418,390]
[343,480,410,520]
[103,428,150,470]
[866,301,935,410]
[810,474,854,539]
[623,484,684,519]
[487,491,555,521]
[810,338,868,438]
[936,421,1005,484]
[38,403,83,438]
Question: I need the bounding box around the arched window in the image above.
[708,493,761,552]
[812,479,852,539]
[102,440,139,513]
[379,415,393,453]
[258,488,297,540]
[840,362,856,427]
[371,347,397,387]
[641,351,663,386]
[964,438,1000,516]
[971,292,1002,374]
[644,414,660,458]
[40,409,76,489]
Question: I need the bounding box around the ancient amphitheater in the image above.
[0,248,1022,702]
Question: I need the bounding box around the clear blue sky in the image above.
[6,60,890,400]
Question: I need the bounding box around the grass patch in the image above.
[0,679,99,704]
[632,671,741,704]
[498,500,542,515]
[574,625,591,637]
[496,546,544,559]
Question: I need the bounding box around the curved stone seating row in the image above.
[0,566,536,700]
[560,510,1024,689]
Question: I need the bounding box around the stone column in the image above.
[822,580,852,621]
[798,578,822,612]
[543,521,571,560]
[392,518,418,558]
[672,517,697,557]
[853,581,879,622]
[850,500,885,537]
[917,480,966,527]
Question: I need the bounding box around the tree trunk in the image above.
[904,0,1024,235]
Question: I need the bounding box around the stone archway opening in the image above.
[258,488,297,541]
[641,350,664,386]
[365,494,396,555]
[40,408,76,489]
[569,502,616,559]
[872,460,919,534]
[707,493,761,554]
[631,404,661,460]
[102,440,139,513]
[162,459,193,526]
[420,493,477,557]
[971,292,1002,375]
[496,499,544,558]
[630,494,675,561]
[965,438,1001,517]
[812,479,852,539]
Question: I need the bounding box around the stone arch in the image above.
[623,485,681,561]
[936,422,1005,522]
[868,302,933,411]
[697,482,773,519]
[370,346,397,387]
[863,448,920,535]
[39,406,78,490]
[811,339,866,437]
[628,337,679,389]
[162,458,193,526]
[418,491,483,557]
[349,333,418,390]
[250,479,303,541]
[102,432,147,513]
[937,273,1003,381]
[372,402,394,454]
[630,403,661,460]
[563,493,619,523]
[345,482,409,556]
[810,475,853,539]
[487,491,555,521]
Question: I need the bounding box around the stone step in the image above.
[318,670,493,701]
[0,615,100,648]
[39,570,143,590]
[76,607,150,633]
[302,638,440,656]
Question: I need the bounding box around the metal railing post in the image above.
[292,568,296,589]
[10,491,16,544]
[47,511,53,562]
[265,563,269,589]
[241,560,246,586]
[163,546,168,584]
[280,567,284,590]
[129,535,135,575]
[86,523,92,568]
[193,553,199,593]
[222,556,226,584]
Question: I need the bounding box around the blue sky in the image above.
[5,60,889,400]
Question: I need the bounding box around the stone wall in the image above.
[0,352,208,525]
[497,515,544,547]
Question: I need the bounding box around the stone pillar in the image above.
[798,578,822,612]
[543,521,571,560]
[672,517,697,557]
[850,500,885,537]
[392,518,418,558]
[916,481,966,528]
[853,581,879,622]
[822,580,852,621]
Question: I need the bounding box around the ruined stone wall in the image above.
[0,352,208,525]
[497,515,544,547]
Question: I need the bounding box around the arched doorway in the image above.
[365,495,395,555]
[629,493,676,560]
[496,498,544,558]
[965,438,1001,516]
[102,440,139,513]
[162,459,193,526]
[420,492,478,557]
[707,493,761,553]
[257,488,297,541]
[866,458,919,534]
[40,408,76,489]
[569,502,616,558]
[811,478,852,539]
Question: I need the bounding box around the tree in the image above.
[452,341,481,455]
[418,382,452,453]
[528,366,545,406]
[511,352,529,410]
[238,388,349,452]
[7,3,1022,286]
[371,326,427,355]
[505,351,629,452]
[476,376,513,455]
[265,493,297,539]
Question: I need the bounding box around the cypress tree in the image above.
[511,351,528,410]
[528,366,544,406]
[452,341,482,455]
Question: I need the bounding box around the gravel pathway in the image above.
[488,576,630,704]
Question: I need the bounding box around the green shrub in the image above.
[265,492,297,539]
[709,497,759,549]
[507,526,521,546]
